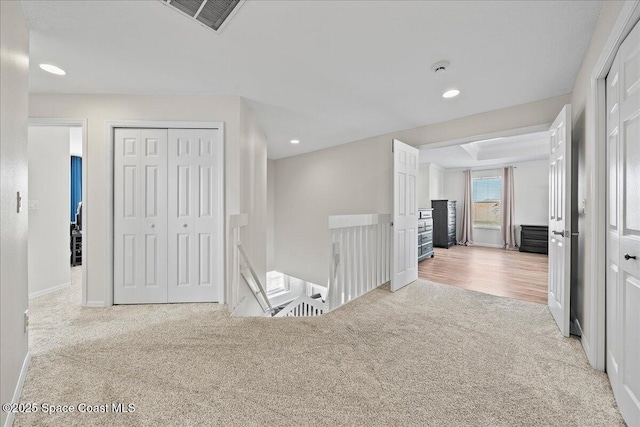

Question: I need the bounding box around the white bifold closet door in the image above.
[168,129,221,303]
[114,129,168,304]
[114,128,221,304]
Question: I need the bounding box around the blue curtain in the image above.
[70,156,82,221]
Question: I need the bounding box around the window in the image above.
[266,271,289,295]
[472,176,502,227]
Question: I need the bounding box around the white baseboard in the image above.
[3,352,31,427]
[85,300,107,307]
[468,243,503,249]
[581,328,596,369]
[28,282,70,299]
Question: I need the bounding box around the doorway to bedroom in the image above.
[416,129,551,305]
[27,122,86,306]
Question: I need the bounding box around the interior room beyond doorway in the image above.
[27,124,84,304]
[417,130,550,304]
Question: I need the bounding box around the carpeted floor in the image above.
[15,267,623,426]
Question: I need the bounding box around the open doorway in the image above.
[27,122,86,305]
[416,130,550,304]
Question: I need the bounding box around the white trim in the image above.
[28,118,89,307]
[574,317,585,338]
[85,300,107,308]
[443,159,548,173]
[417,123,551,150]
[328,213,392,229]
[469,243,503,249]
[229,213,248,228]
[3,352,31,427]
[588,0,640,371]
[28,282,70,299]
[105,120,225,306]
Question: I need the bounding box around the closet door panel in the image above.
[140,129,168,303]
[168,129,220,303]
[114,129,168,304]
[114,129,143,304]
[168,130,196,302]
[193,130,220,299]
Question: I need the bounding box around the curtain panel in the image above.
[70,156,82,221]
[501,166,518,250]
[459,170,473,245]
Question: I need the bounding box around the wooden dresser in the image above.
[519,225,549,254]
[432,200,456,249]
[418,209,434,261]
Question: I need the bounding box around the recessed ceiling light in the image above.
[442,89,460,99]
[39,64,66,75]
[290,139,300,144]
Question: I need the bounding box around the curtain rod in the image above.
[459,166,517,172]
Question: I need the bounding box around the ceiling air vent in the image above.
[160,0,244,33]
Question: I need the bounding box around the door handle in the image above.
[624,254,637,260]
[552,230,565,237]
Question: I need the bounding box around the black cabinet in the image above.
[519,225,548,254]
[71,230,82,266]
[432,200,456,249]
[418,209,434,261]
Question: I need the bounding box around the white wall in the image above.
[418,163,445,208]
[513,161,550,244]
[274,134,393,286]
[0,2,30,426]
[272,95,570,287]
[442,161,549,248]
[267,159,275,271]
[28,126,71,298]
[569,0,626,364]
[418,164,430,208]
[238,100,268,296]
[429,164,445,201]
[385,94,571,147]
[29,95,267,308]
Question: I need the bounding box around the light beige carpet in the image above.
[15,267,623,426]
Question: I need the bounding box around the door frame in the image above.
[105,120,225,306]
[588,1,640,371]
[29,118,89,306]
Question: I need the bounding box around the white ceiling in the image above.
[23,0,602,159]
[419,131,549,169]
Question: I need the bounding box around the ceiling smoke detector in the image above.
[431,60,450,74]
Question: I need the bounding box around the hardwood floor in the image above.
[418,245,548,304]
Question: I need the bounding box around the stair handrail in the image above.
[237,242,274,314]
[327,213,392,311]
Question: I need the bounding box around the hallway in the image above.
[15,271,621,426]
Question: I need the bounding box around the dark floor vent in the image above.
[161,0,243,33]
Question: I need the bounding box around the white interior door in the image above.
[391,139,418,292]
[606,20,640,426]
[168,129,221,303]
[548,104,572,336]
[114,128,168,304]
